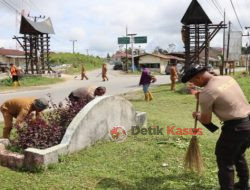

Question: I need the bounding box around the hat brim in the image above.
[181,67,207,83]
[33,99,48,110]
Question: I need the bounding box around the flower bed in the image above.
[10,96,90,152]
[0,96,145,170]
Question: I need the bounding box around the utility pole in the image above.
[127,33,137,72]
[243,27,250,74]
[125,26,128,72]
[246,43,248,72]
[226,21,231,74]
[86,49,89,55]
[70,40,77,54]
[221,10,226,75]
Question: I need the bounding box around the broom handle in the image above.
[194,93,200,129]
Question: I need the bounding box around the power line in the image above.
[210,0,223,17]
[214,0,224,14]
[0,0,19,13]
[1,0,20,14]
[204,0,222,17]
[25,0,43,15]
[0,0,15,13]
[229,0,243,30]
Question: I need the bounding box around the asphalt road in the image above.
[0,65,171,121]
[0,66,247,122]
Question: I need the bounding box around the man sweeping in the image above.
[0,98,49,139]
[181,65,250,190]
[81,65,89,80]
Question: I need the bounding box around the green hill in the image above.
[50,52,105,74]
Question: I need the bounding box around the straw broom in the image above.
[184,93,204,173]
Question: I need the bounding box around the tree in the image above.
[153,46,168,54]
[167,43,176,53]
[242,46,250,54]
[107,53,110,60]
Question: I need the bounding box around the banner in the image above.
[224,31,242,61]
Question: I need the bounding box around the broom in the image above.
[184,93,204,173]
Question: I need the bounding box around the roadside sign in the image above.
[118,37,130,44]
[134,36,147,44]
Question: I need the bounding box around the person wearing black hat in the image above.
[182,64,250,190]
[68,86,106,103]
[0,97,49,138]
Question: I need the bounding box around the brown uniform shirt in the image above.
[71,86,96,100]
[0,97,36,122]
[170,66,178,80]
[200,76,250,121]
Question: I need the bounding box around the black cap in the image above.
[181,65,207,83]
[33,98,49,110]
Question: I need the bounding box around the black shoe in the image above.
[234,182,250,190]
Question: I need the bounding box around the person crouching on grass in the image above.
[139,65,156,101]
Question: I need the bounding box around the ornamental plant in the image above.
[11,95,89,150]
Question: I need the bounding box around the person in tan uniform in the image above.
[182,65,250,190]
[102,63,108,81]
[170,63,178,91]
[81,65,88,80]
[68,86,106,103]
[0,98,49,139]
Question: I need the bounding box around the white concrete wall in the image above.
[139,55,170,74]
[139,55,161,64]
[62,95,137,153]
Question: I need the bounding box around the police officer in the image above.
[181,65,250,190]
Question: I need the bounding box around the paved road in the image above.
[0,66,247,122]
[0,65,170,121]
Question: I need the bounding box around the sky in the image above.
[0,0,250,57]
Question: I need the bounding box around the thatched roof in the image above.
[181,0,212,25]
[20,16,55,35]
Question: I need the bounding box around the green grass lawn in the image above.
[0,123,2,137]
[0,74,250,189]
[0,75,65,91]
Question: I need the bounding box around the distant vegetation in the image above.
[0,75,64,91]
[49,53,105,74]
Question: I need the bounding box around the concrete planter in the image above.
[0,95,146,170]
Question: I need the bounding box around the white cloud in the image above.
[0,0,249,56]
[67,27,85,41]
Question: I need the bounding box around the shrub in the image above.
[11,96,89,150]
[0,77,12,86]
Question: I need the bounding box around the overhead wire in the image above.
[213,0,224,14]
[2,0,21,14]
[0,0,19,13]
[24,0,43,15]
[210,0,224,17]
[229,0,243,30]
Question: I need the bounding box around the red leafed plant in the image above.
[11,95,89,150]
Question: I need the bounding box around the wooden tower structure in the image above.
[181,0,226,71]
[14,16,55,74]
